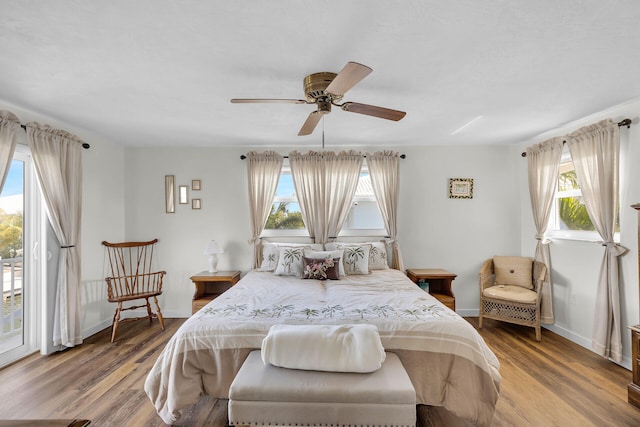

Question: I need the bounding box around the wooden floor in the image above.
[0,318,638,426]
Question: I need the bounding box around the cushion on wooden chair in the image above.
[483,284,537,303]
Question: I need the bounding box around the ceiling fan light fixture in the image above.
[303,72,341,102]
[317,98,331,114]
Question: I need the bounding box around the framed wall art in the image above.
[179,185,189,204]
[449,178,473,199]
[165,175,175,213]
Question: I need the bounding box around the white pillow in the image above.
[326,241,388,270]
[258,243,279,271]
[367,241,389,270]
[274,246,308,277]
[260,242,323,273]
[332,243,371,275]
[305,249,345,276]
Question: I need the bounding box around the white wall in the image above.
[122,144,520,317]
[399,145,522,313]
[517,99,640,369]
[124,146,253,316]
[0,100,126,342]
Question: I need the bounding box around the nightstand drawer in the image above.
[192,297,215,313]
[431,293,455,311]
[633,328,640,385]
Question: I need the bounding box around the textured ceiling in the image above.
[1,0,639,148]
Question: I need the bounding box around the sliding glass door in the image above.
[0,147,40,367]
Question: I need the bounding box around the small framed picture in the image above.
[165,175,175,213]
[192,179,201,191]
[178,185,188,204]
[449,178,473,199]
[192,198,201,209]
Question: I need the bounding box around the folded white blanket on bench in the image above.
[261,324,386,373]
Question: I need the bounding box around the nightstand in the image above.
[406,268,457,311]
[189,270,241,314]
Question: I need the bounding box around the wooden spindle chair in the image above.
[102,239,165,342]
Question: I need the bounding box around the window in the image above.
[548,146,619,241]
[262,160,385,237]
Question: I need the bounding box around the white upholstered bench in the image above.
[228,350,416,427]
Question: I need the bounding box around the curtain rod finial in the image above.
[521,152,527,157]
[619,118,632,128]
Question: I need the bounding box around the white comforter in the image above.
[145,269,501,426]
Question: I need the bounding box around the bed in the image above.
[144,268,501,426]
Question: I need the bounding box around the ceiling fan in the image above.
[231,61,406,136]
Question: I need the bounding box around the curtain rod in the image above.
[520,118,631,157]
[240,153,406,160]
[20,124,90,149]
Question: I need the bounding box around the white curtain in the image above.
[367,151,404,271]
[0,111,21,192]
[289,150,364,244]
[26,123,84,348]
[290,151,325,242]
[246,151,283,268]
[566,119,625,363]
[324,151,364,241]
[526,137,563,324]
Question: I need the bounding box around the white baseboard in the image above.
[542,323,631,370]
[456,308,479,317]
[82,319,112,339]
[82,310,191,339]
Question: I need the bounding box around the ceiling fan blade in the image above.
[341,102,406,121]
[325,62,373,96]
[231,98,307,104]
[298,111,323,136]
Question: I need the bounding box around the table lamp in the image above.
[204,240,224,273]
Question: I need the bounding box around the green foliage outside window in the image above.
[558,197,595,231]
[557,169,619,232]
[264,202,305,230]
[0,209,23,259]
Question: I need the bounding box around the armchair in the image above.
[479,256,547,341]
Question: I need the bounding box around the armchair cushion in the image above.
[483,285,537,304]
[493,256,533,289]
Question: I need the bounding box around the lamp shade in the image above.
[204,240,223,255]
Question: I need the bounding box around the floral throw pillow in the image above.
[273,246,307,277]
[302,256,341,280]
[304,249,345,276]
